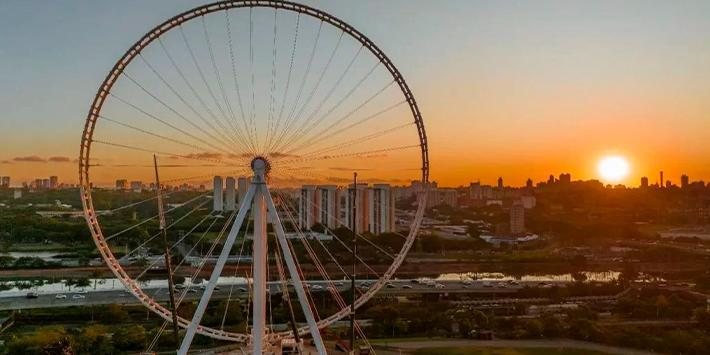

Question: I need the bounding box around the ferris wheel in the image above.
[79,1,428,353]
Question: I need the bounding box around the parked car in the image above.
[72,294,86,299]
[55,294,67,299]
[26,292,39,299]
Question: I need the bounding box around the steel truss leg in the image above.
[264,187,327,354]
[178,184,256,355]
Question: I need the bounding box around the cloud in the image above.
[329,166,375,171]
[13,156,46,163]
[48,156,71,162]
[170,152,223,160]
[1,160,11,164]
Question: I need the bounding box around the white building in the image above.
[344,183,369,234]
[316,185,340,229]
[130,181,142,193]
[225,177,236,211]
[237,176,250,203]
[213,176,223,212]
[369,184,395,234]
[299,185,317,230]
[510,200,525,235]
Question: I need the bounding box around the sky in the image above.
[1,0,709,187]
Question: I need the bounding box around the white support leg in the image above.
[178,184,256,355]
[251,184,267,353]
[264,188,327,354]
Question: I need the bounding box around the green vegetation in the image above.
[414,347,610,355]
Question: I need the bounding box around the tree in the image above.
[112,324,146,350]
[103,304,129,323]
[655,295,669,319]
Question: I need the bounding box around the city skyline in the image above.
[1,0,709,186]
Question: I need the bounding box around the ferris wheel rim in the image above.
[79,0,429,342]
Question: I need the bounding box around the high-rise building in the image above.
[369,184,395,234]
[525,178,533,189]
[681,174,689,189]
[237,176,250,203]
[130,181,142,193]
[115,179,128,190]
[0,176,9,188]
[660,171,664,188]
[439,188,458,207]
[510,200,525,235]
[224,177,236,211]
[547,175,555,184]
[497,177,504,189]
[316,185,340,229]
[213,176,223,212]
[299,185,318,229]
[42,179,50,189]
[559,173,571,184]
[469,182,482,200]
[49,176,58,189]
[640,176,649,188]
[344,183,369,234]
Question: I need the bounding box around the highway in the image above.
[0,279,551,310]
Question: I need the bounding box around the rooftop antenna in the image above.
[154,155,180,347]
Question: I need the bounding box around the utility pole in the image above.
[154,155,180,346]
[349,172,357,353]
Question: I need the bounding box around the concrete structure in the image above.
[213,176,223,212]
[1,176,10,188]
[237,176,249,203]
[115,179,128,190]
[344,183,369,234]
[497,177,504,189]
[681,174,689,188]
[369,184,395,234]
[49,176,58,189]
[316,185,339,229]
[510,200,525,235]
[439,188,458,207]
[640,176,649,188]
[298,185,317,229]
[520,195,536,209]
[130,181,142,193]
[225,177,236,211]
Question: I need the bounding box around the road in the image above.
[0,278,547,310]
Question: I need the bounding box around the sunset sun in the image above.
[598,156,630,183]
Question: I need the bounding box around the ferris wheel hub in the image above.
[251,156,271,176]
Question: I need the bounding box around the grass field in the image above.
[413,347,610,355]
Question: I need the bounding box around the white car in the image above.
[72,294,86,299]
[402,284,413,289]
[76,289,89,294]
[311,285,324,291]
[55,294,67,299]
[435,283,446,289]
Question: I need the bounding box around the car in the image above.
[187,288,198,293]
[25,292,39,299]
[462,280,473,285]
[311,285,324,291]
[55,294,67,299]
[237,287,248,292]
[76,289,88,294]
[72,294,86,299]
[386,283,396,288]
[213,285,221,290]
[175,284,186,289]
[402,284,413,289]
[435,283,446,289]
[334,282,345,287]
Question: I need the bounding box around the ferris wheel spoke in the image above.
[278,58,378,154]
[137,50,251,156]
[274,40,360,154]
[176,26,252,154]
[277,144,421,169]
[297,121,415,160]
[107,91,238,157]
[200,17,254,154]
[224,10,256,155]
[248,8,259,151]
[268,13,303,154]
[104,193,209,243]
[284,83,401,156]
[220,217,250,331]
[91,139,246,167]
[119,70,241,155]
[262,8,279,154]
[130,203,212,281]
[269,23,333,154]
[98,114,233,158]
